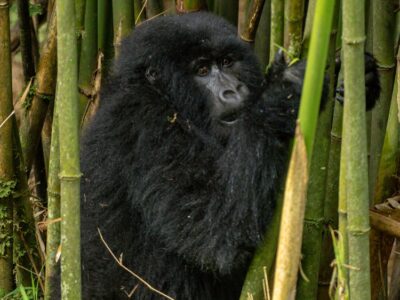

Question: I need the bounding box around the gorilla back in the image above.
[81,12,305,299]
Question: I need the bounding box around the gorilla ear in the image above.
[145,67,158,85]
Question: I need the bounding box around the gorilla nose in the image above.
[219,84,248,105]
[221,90,239,103]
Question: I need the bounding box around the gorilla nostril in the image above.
[221,90,237,103]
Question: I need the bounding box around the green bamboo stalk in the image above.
[368,0,395,201]
[283,0,305,60]
[17,0,36,82]
[214,0,238,26]
[175,0,207,13]
[296,4,339,298]
[300,0,315,58]
[272,2,335,299]
[239,192,283,300]
[319,103,344,299]
[342,0,371,298]
[374,48,400,210]
[112,0,134,56]
[254,0,271,69]
[12,121,41,288]
[75,0,85,63]
[56,0,82,298]
[98,0,114,74]
[16,9,57,173]
[0,0,14,296]
[367,2,395,298]
[268,0,284,66]
[41,101,54,176]
[370,47,399,300]
[44,104,60,300]
[147,0,164,18]
[238,0,265,44]
[337,105,349,298]
[78,0,98,123]
[318,10,343,297]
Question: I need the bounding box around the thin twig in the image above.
[0,110,15,129]
[97,228,175,300]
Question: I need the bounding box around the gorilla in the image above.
[80,12,379,299]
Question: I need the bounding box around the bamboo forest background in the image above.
[0,0,399,299]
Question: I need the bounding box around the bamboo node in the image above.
[341,35,366,45]
[376,62,396,71]
[47,190,61,198]
[58,173,82,181]
[0,2,9,8]
[330,132,342,142]
[304,217,324,228]
[239,34,255,43]
[35,90,55,103]
[348,227,370,236]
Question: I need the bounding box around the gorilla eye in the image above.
[222,57,233,67]
[197,65,210,77]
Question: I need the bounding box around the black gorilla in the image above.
[80,12,379,299]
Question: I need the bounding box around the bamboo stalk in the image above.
[300,0,315,58]
[0,0,14,296]
[318,11,343,295]
[368,0,395,200]
[296,4,339,298]
[283,0,305,60]
[44,104,60,300]
[56,0,82,298]
[239,192,283,300]
[318,104,343,299]
[78,0,98,123]
[16,9,57,173]
[75,0,85,63]
[98,0,114,74]
[268,0,284,64]
[272,127,309,300]
[12,117,41,288]
[147,0,164,18]
[254,1,270,69]
[17,0,36,82]
[272,1,335,299]
[215,0,238,26]
[238,0,265,44]
[175,0,207,13]
[367,2,396,298]
[370,37,399,300]
[112,0,134,56]
[342,0,371,298]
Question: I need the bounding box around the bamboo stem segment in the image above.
[342,0,371,298]
[0,0,14,295]
[56,0,82,298]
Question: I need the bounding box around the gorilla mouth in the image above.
[219,110,241,125]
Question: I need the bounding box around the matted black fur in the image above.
[79,12,377,300]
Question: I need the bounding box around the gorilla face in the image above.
[191,55,250,126]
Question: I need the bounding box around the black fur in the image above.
[79,12,378,300]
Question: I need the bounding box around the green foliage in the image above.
[0,206,13,257]
[0,180,16,199]
[28,3,43,18]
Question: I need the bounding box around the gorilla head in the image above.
[113,13,265,138]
